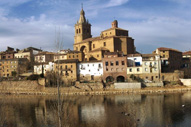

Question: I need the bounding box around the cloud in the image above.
[106,0,129,7]
[0,13,73,51]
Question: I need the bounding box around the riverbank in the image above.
[0,84,190,95]
[0,80,191,95]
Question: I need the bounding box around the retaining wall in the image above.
[114,82,141,89]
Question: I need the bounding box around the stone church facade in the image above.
[73,8,135,61]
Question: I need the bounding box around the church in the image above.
[73,8,136,61]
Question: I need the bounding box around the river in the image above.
[0,92,191,127]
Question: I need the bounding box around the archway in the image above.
[117,76,125,82]
[80,46,86,61]
[106,76,114,83]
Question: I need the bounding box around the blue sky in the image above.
[0,0,190,53]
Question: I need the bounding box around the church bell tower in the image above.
[74,7,92,44]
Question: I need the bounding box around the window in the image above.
[129,68,132,72]
[105,62,108,66]
[97,54,99,57]
[98,64,101,68]
[103,42,106,46]
[93,44,95,48]
[137,68,140,72]
[122,61,125,65]
[106,68,108,71]
[71,65,73,68]
[116,61,119,65]
[145,68,148,71]
[111,68,113,71]
[65,65,67,69]
[110,61,114,66]
[79,28,81,33]
[145,62,148,66]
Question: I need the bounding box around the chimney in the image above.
[112,20,118,28]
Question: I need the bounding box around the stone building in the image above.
[0,47,17,60]
[73,8,135,61]
[126,54,161,82]
[153,47,182,72]
[183,51,191,58]
[102,52,127,82]
[34,51,55,63]
[0,58,29,77]
[54,59,78,85]
[34,62,54,75]
[14,47,42,62]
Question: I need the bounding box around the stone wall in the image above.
[142,82,164,87]
[161,70,184,81]
[114,82,141,89]
[0,80,43,91]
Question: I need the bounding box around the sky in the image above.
[0,0,190,53]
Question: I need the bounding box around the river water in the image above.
[0,92,191,127]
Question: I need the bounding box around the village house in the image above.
[34,51,54,63]
[14,47,42,62]
[34,62,54,75]
[54,59,78,85]
[126,54,161,82]
[78,61,103,82]
[183,51,191,58]
[102,52,127,82]
[153,47,182,72]
[0,58,29,77]
[54,49,82,62]
[0,47,17,60]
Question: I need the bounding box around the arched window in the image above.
[79,28,81,33]
[76,29,78,34]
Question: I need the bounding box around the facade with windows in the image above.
[54,59,78,84]
[78,61,103,81]
[126,54,161,82]
[34,62,54,75]
[102,52,127,82]
[34,51,54,63]
[0,58,29,77]
[153,47,182,72]
[54,49,82,62]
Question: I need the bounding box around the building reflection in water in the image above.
[1,92,191,127]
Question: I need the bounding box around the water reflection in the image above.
[0,92,191,127]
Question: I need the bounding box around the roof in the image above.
[183,51,191,56]
[102,27,128,32]
[79,60,102,64]
[54,59,79,64]
[142,54,156,57]
[0,58,28,62]
[157,47,181,53]
[127,54,142,57]
[35,51,55,56]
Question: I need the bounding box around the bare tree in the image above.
[55,27,64,127]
